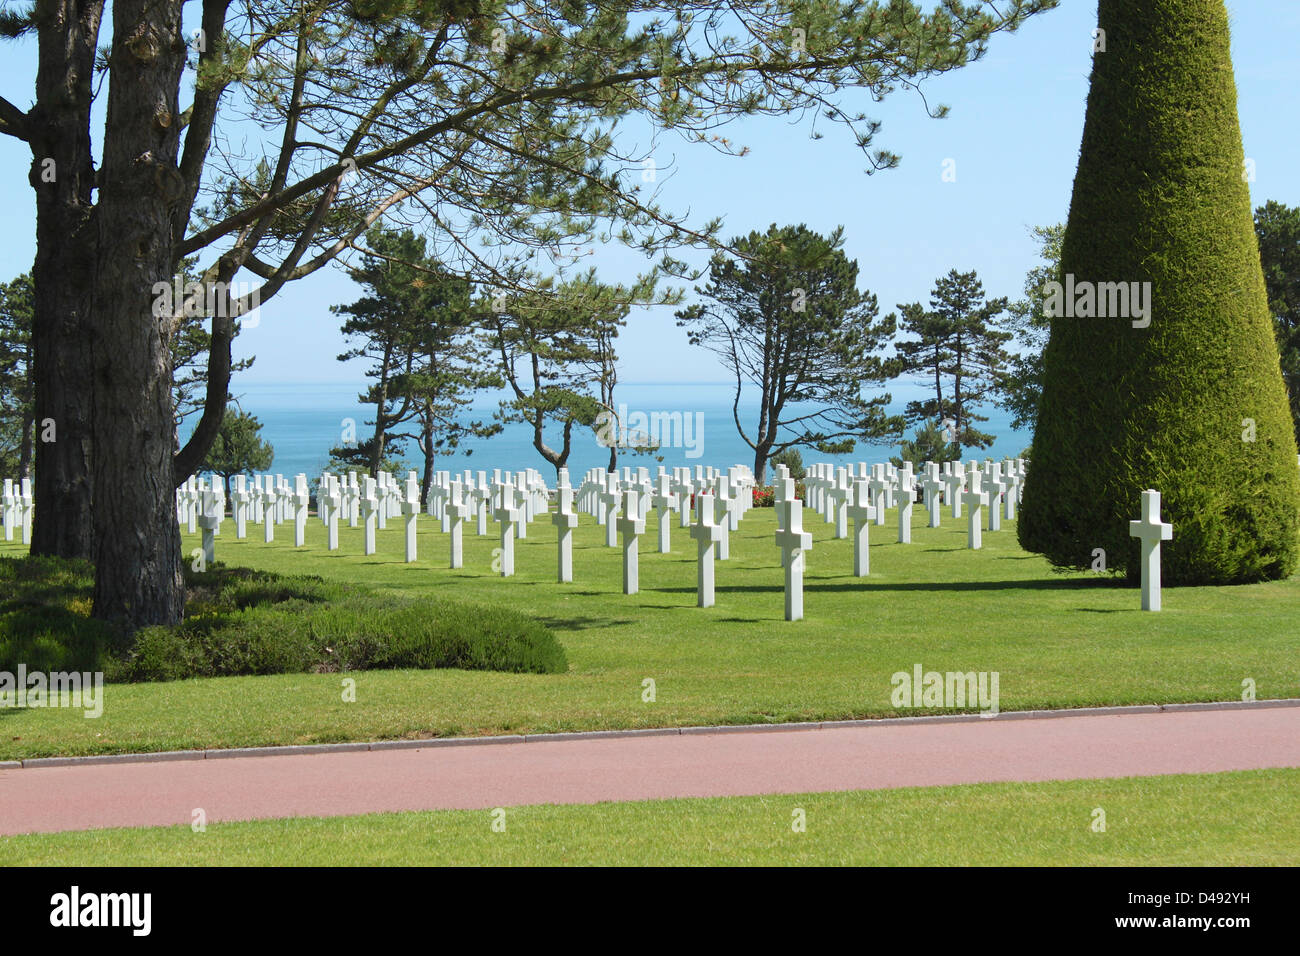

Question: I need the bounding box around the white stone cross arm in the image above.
[774,493,812,558]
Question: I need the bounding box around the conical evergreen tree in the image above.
[1019,0,1300,584]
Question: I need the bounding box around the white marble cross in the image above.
[2,479,15,542]
[986,463,1003,533]
[18,478,31,545]
[815,464,834,523]
[447,479,470,569]
[599,474,620,548]
[292,474,310,547]
[943,465,965,519]
[829,468,851,539]
[771,464,791,531]
[773,476,812,621]
[868,466,890,528]
[231,474,251,539]
[276,474,290,525]
[552,474,578,582]
[401,474,421,562]
[261,478,277,543]
[689,492,723,608]
[895,463,914,544]
[651,475,678,553]
[322,475,341,550]
[712,476,733,560]
[999,465,1018,521]
[962,469,989,550]
[922,465,944,529]
[1129,489,1173,611]
[372,472,386,526]
[617,488,646,595]
[845,478,875,577]
[346,472,360,528]
[184,475,199,533]
[671,470,694,528]
[197,486,222,566]
[360,476,379,555]
[494,481,523,577]
[473,472,490,535]
[514,472,530,540]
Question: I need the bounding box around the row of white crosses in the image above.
[544,464,758,595]
[805,458,1032,553]
[177,474,226,535]
[1,478,33,544]
[168,455,1175,616]
[180,473,315,560]
[571,464,753,551]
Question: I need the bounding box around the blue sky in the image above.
[0,1,1296,386]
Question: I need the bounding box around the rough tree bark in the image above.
[28,0,104,559]
[88,0,187,628]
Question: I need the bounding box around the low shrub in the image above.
[312,599,569,675]
[0,556,567,683]
[750,482,806,508]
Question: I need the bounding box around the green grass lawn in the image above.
[1,506,1296,759]
[5,768,1295,865]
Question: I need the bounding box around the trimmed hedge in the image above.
[1020,0,1300,584]
[0,558,567,681]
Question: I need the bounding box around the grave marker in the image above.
[323,476,341,550]
[494,482,523,577]
[617,488,646,595]
[845,478,875,577]
[360,476,379,555]
[773,477,812,621]
[689,492,723,608]
[962,470,989,550]
[943,466,965,519]
[896,463,914,544]
[401,475,420,562]
[447,479,470,569]
[651,475,678,553]
[293,474,310,547]
[1129,489,1173,611]
[552,474,578,582]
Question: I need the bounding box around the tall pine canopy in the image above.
[1019,0,1300,584]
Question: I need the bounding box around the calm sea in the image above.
[188,381,1033,481]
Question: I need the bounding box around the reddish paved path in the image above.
[3,708,1298,835]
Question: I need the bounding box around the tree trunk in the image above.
[370,360,390,477]
[953,335,965,450]
[28,0,105,559]
[420,411,434,509]
[89,0,187,629]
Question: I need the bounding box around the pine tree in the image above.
[892,269,1010,451]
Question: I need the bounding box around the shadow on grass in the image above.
[649,576,1121,595]
[534,614,637,630]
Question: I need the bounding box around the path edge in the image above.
[7,697,1299,770]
